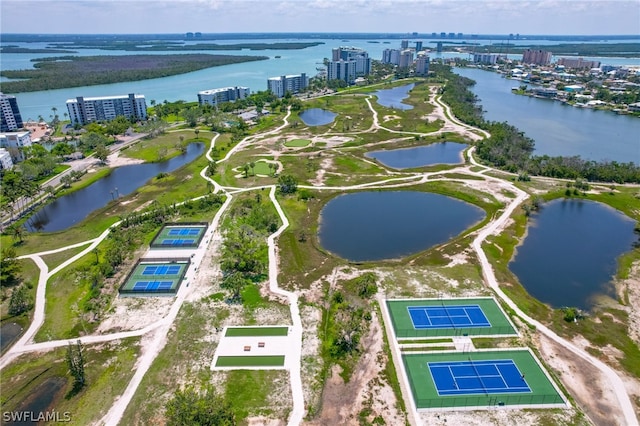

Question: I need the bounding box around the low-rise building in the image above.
[198,86,250,107]
[0,147,13,170]
[66,93,147,125]
[0,131,32,162]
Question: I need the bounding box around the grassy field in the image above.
[284,138,311,147]
[215,355,285,367]
[121,130,213,162]
[0,338,140,424]
[225,326,289,337]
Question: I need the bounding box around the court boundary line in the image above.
[407,304,492,329]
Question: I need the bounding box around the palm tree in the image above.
[242,164,250,178]
[194,128,200,139]
[249,161,255,176]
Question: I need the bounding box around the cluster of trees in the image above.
[434,64,640,183]
[220,194,278,302]
[322,273,378,379]
[1,246,34,317]
[165,386,236,425]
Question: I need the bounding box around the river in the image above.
[454,67,640,164]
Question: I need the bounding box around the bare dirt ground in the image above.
[107,150,144,167]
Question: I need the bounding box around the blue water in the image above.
[318,191,484,261]
[454,67,640,164]
[509,199,637,310]
[26,142,205,232]
[366,142,467,168]
[299,108,337,126]
[373,83,415,110]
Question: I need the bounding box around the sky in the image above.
[1,0,639,35]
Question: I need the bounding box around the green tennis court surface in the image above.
[150,223,207,248]
[387,298,517,338]
[119,259,189,295]
[215,355,285,367]
[403,350,565,409]
[225,327,289,337]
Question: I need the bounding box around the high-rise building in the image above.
[327,60,357,83]
[331,47,371,76]
[473,53,501,65]
[401,40,409,49]
[66,93,147,125]
[415,41,423,52]
[382,49,401,65]
[556,57,601,70]
[198,86,250,107]
[0,93,24,132]
[0,131,32,162]
[415,55,430,76]
[0,148,14,170]
[399,50,414,68]
[267,74,308,98]
[522,49,552,66]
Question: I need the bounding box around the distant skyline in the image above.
[1,0,639,36]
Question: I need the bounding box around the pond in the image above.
[509,199,637,310]
[318,191,485,262]
[6,377,67,426]
[373,83,415,110]
[299,108,337,126]
[0,322,23,353]
[26,142,205,233]
[366,142,467,169]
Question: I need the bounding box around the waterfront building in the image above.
[0,92,24,132]
[0,131,32,162]
[415,41,423,52]
[0,148,13,170]
[415,55,430,76]
[522,49,552,66]
[557,57,601,70]
[401,40,409,49]
[66,93,147,125]
[382,48,401,65]
[399,50,414,69]
[331,47,371,76]
[198,86,250,107]
[473,53,501,65]
[267,74,308,98]
[327,60,357,83]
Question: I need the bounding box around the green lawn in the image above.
[225,326,289,337]
[215,355,285,367]
[253,160,274,176]
[284,139,311,148]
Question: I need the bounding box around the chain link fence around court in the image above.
[414,392,566,409]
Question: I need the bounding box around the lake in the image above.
[366,142,467,168]
[318,191,484,262]
[299,108,337,126]
[509,199,637,310]
[454,67,640,164]
[26,142,205,232]
[373,83,415,110]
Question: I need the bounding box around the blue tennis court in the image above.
[408,305,491,329]
[429,359,531,396]
[142,265,182,275]
[160,238,196,246]
[168,228,201,236]
[132,281,175,291]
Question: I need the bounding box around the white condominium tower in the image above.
[66,93,147,125]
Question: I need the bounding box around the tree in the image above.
[66,340,86,393]
[206,161,217,177]
[61,174,73,188]
[95,144,109,164]
[277,174,298,194]
[220,271,250,302]
[8,285,33,316]
[165,386,236,426]
[181,106,201,128]
[8,223,25,243]
[0,247,22,287]
[242,163,250,178]
[249,161,255,176]
[194,128,200,139]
